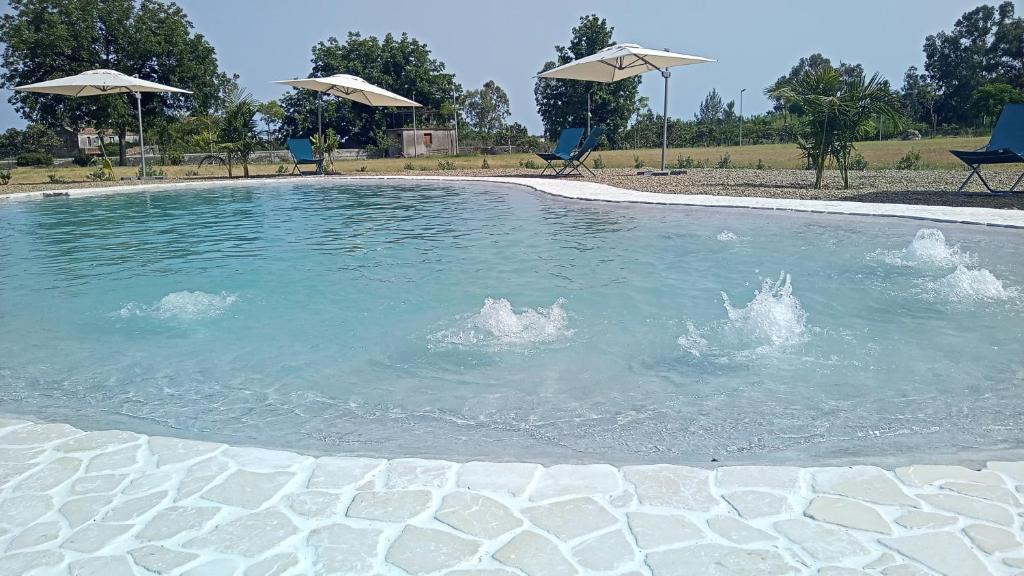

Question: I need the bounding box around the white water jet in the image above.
[119,291,238,321]
[430,297,572,350]
[877,228,976,268]
[717,230,739,242]
[922,266,1020,303]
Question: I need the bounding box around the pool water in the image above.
[1,180,1022,465]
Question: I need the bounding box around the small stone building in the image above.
[57,127,138,156]
[386,128,456,157]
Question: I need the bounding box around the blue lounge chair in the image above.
[287,138,324,175]
[556,127,607,177]
[536,128,584,175]
[950,103,1024,195]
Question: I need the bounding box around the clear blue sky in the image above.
[0,0,1001,132]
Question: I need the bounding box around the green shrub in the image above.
[275,165,288,174]
[403,161,415,170]
[72,153,92,167]
[47,173,69,183]
[519,159,539,169]
[849,152,869,171]
[437,159,456,170]
[592,155,606,169]
[715,153,733,169]
[755,158,769,170]
[185,168,200,177]
[138,164,165,178]
[358,165,368,172]
[161,150,184,166]
[86,165,108,181]
[895,149,922,170]
[695,159,710,169]
[16,152,52,166]
[674,155,695,170]
[0,169,11,185]
[480,157,490,169]
[633,154,646,169]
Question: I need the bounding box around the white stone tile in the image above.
[12,456,81,493]
[493,530,577,576]
[895,464,1004,488]
[804,496,893,534]
[774,518,869,562]
[286,490,343,518]
[346,490,431,522]
[523,496,618,542]
[201,469,294,509]
[893,510,958,530]
[138,505,220,542]
[307,456,383,490]
[626,512,704,548]
[881,532,990,576]
[987,461,1024,482]
[60,430,140,452]
[529,464,619,501]
[381,458,453,489]
[6,520,62,551]
[61,523,131,553]
[222,446,312,471]
[812,466,918,507]
[177,456,231,501]
[571,529,635,571]
[103,490,168,522]
[941,481,1021,506]
[963,523,1022,554]
[85,445,142,473]
[622,465,717,511]
[722,489,791,519]
[386,525,480,574]
[458,461,540,496]
[181,559,241,576]
[0,423,80,445]
[129,544,199,574]
[716,465,801,492]
[0,550,64,576]
[244,553,297,576]
[68,555,135,576]
[0,493,53,528]
[70,473,127,495]
[436,491,522,538]
[707,515,776,544]
[918,493,1014,526]
[149,436,223,468]
[60,495,114,528]
[183,509,298,557]
[646,543,795,576]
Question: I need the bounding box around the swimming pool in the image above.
[1,179,1022,465]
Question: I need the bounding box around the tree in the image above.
[769,64,904,189]
[280,32,458,149]
[901,66,938,130]
[461,80,510,145]
[969,83,1024,123]
[533,15,640,147]
[218,89,258,178]
[767,54,868,113]
[257,100,286,145]
[0,0,237,165]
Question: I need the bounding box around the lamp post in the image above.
[739,88,746,147]
[452,84,459,156]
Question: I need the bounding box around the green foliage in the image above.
[534,15,640,147]
[519,158,539,169]
[0,169,10,184]
[756,158,769,170]
[480,157,490,169]
[72,153,92,167]
[715,153,733,169]
[633,154,645,169]
[275,164,288,174]
[46,172,68,183]
[403,161,415,170]
[280,31,457,147]
[462,80,511,145]
[592,155,605,169]
[437,159,456,170]
[16,151,52,166]
[0,124,61,158]
[674,155,695,169]
[357,165,368,172]
[218,89,260,177]
[185,168,200,177]
[849,152,868,171]
[138,164,165,178]
[311,129,340,173]
[895,149,922,170]
[969,83,1024,122]
[87,157,114,181]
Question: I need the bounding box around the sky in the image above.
[0,0,1005,133]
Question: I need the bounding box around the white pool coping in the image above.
[1,418,1022,575]
[2,174,1024,229]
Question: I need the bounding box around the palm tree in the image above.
[218,89,259,178]
[769,64,904,189]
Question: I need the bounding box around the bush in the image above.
[276,165,288,174]
[715,153,733,169]
[592,155,605,169]
[756,158,769,170]
[633,154,646,169]
[72,153,93,167]
[161,150,185,166]
[138,164,165,178]
[849,152,869,171]
[358,165,368,172]
[403,161,415,171]
[16,151,52,166]
[895,149,922,170]
[519,159,539,169]
[0,170,11,185]
[86,165,108,181]
[480,157,490,169]
[47,173,69,184]
[674,155,695,170]
[185,168,200,177]
[437,159,456,170]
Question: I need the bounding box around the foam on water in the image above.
[118,291,238,320]
[921,266,1020,304]
[430,297,573,350]
[717,230,740,242]
[679,272,809,361]
[875,228,976,268]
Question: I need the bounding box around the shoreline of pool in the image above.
[2,174,1024,229]
[0,417,1022,575]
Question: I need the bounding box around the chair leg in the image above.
[956,166,981,194]
[957,165,1023,196]
[1010,171,1024,192]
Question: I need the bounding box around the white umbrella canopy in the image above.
[274,74,420,108]
[15,69,192,178]
[538,43,715,171]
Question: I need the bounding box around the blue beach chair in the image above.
[556,127,607,177]
[950,103,1024,195]
[287,138,324,175]
[536,128,584,175]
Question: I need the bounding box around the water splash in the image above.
[430,297,573,350]
[875,228,976,268]
[679,273,809,361]
[920,266,1020,304]
[118,291,238,321]
[717,230,739,242]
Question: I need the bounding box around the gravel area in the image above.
[2,169,1023,210]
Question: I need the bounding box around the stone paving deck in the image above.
[1,419,1022,575]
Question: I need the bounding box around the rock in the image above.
[918,493,1014,526]
[864,552,899,570]
[707,515,775,544]
[317,544,379,575]
[13,456,81,492]
[346,490,432,522]
[149,436,223,468]
[183,509,298,557]
[85,445,141,473]
[987,461,1024,482]
[0,462,32,489]
[0,493,53,527]
[963,523,1022,554]
[138,506,219,542]
[308,524,382,573]
[287,490,342,518]
[60,430,140,452]
[774,518,869,562]
[386,525,480,574]
[0,423,79,445]
[307,456,384,490]
[627,512,704,548]
[458,461,540,496]
[201,469,294,509]
[7,521,62,551]
[0,446,44,464]
[941,481,1020,506]
[529,464,620,501]
[722,490,790,519]
[523,496,618,541]
[68,556,135,576]
[895,465,1003,487]
[222,446,311,470]
[103,490,167,522]
[0,551,64,576]
[245,553,297,576]
[129,544,199,574]
[622,465,717,511]
[894,510,957,530]
[380,458,453,489]
[176,456,230,501]
[123,471,175,496]
[881,532,990,576]
[60,495,114,528]
[571,530,635,571]
[70,473,127,495]
[494,530,577,576]
[804,496,892,534]
[715,465,801,492]
[812,466,918,507]
[646,543,794,576]
[61,523,131,553]
[181,559,241,576]
[436,491,522,538]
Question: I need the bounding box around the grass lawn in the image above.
[0,136,1000,186]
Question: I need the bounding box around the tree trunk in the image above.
[242,158,249,178]
[118,126,127,166]
[226,153,233,178]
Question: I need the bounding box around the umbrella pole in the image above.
[135,91,146,179]
[661,69,670,171]
[317,93,323,141]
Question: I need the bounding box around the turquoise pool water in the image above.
[1,180,1022,465]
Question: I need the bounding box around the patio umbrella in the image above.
[538,43,714,171]
[274,74,422,155]
[15,69,191,178]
